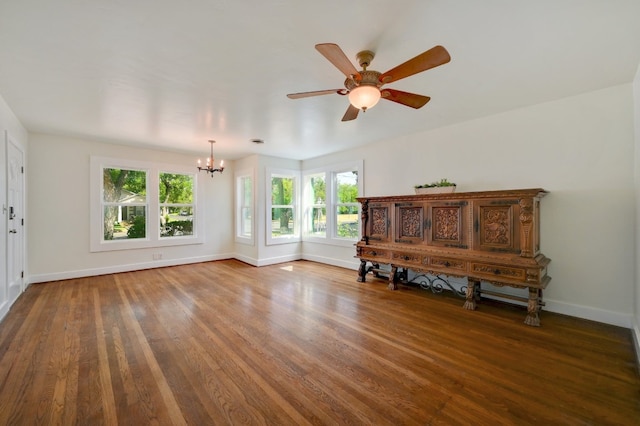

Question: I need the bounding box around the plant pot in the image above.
[414,186,456,195]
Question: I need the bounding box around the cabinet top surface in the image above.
[357,188,547,203]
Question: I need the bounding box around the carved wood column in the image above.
[519,198,533,257]
[360,199,369,243]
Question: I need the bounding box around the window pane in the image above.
[160,207,193,238]
[271,207,294,237]
[159,173,194,238]
[104,206,146,240]
[240,206,252,237]
[310,206,326,236]
[237,175,253,240]
[102,168,147,241]
[103,168,146,202]
[159,173,193,203]
[242,177,252,204]
[272,176,294,205]
[336,205,359,238]
[309,175,326,204]
[336,171,358,203]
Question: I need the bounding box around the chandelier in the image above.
[197,140,224,176]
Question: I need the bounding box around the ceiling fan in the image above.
[287,43,451,121]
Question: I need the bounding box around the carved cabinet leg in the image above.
[463,280,477,310]
[357,260,367,283]
[372,263,382,278]
[525,287,542,326]
[388,265,398,290]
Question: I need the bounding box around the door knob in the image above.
[9,229,17,234]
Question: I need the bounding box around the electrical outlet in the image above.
[153,253,163,260]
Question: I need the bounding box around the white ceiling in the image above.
[1,1,639,161]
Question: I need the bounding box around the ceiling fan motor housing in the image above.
[344,70,382,91]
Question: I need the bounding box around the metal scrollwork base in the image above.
[408,273,467,298]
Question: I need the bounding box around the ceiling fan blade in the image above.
[341,104,360,121]
[379,45,450,84]
[381,89,431,109]
[315,43,361,79]
[287,89,344,99]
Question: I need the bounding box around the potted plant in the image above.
[414,178,457,194]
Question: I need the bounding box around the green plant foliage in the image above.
[337,222,358,238]
[126,215,146,239]
[162,220,193,236]
[414,178,457,189]
[159,173,193,204]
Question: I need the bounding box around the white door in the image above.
[6,134,25,304]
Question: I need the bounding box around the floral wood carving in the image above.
[481,207,511,245]
[433,207,460,242]
[472,264,524,279]
[371,207,387,236]
[431,257,466,270]
[400,207,422,238]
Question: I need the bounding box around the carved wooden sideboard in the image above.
[355,188,551,326]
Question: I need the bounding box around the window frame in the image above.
[302,160,363,247]
[90,156,203,252]
[235,168,255,245]
[266,168,300,245]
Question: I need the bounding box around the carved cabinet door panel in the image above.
[367,203,391,243]
[425,201,470,249]
[394,202,424,245]
[472,198,521,254]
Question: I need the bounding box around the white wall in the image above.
[303,84,636,328]
[26,133,235,282]
[0,94,28,321]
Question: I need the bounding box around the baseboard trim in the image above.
[543,299,633,329]
[232,254,259,266]
[27,254,234,284]
[302,254,359,271]
[0,300,9,324]
[632,320,640,374]
[255,254,303,267]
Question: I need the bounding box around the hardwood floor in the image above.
[0,260,638,425]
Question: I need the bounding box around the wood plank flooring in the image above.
[0,259,638,425]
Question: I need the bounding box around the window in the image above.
[303,161,362,246]
[159,172,194,238]
[102,167,148,240]
[90,156,202,252]
[334,170,359,239]
[304,172,326,238]
[235,170,254,244]
[266,169,300,245]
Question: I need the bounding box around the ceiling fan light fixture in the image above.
[348,85,381,111]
